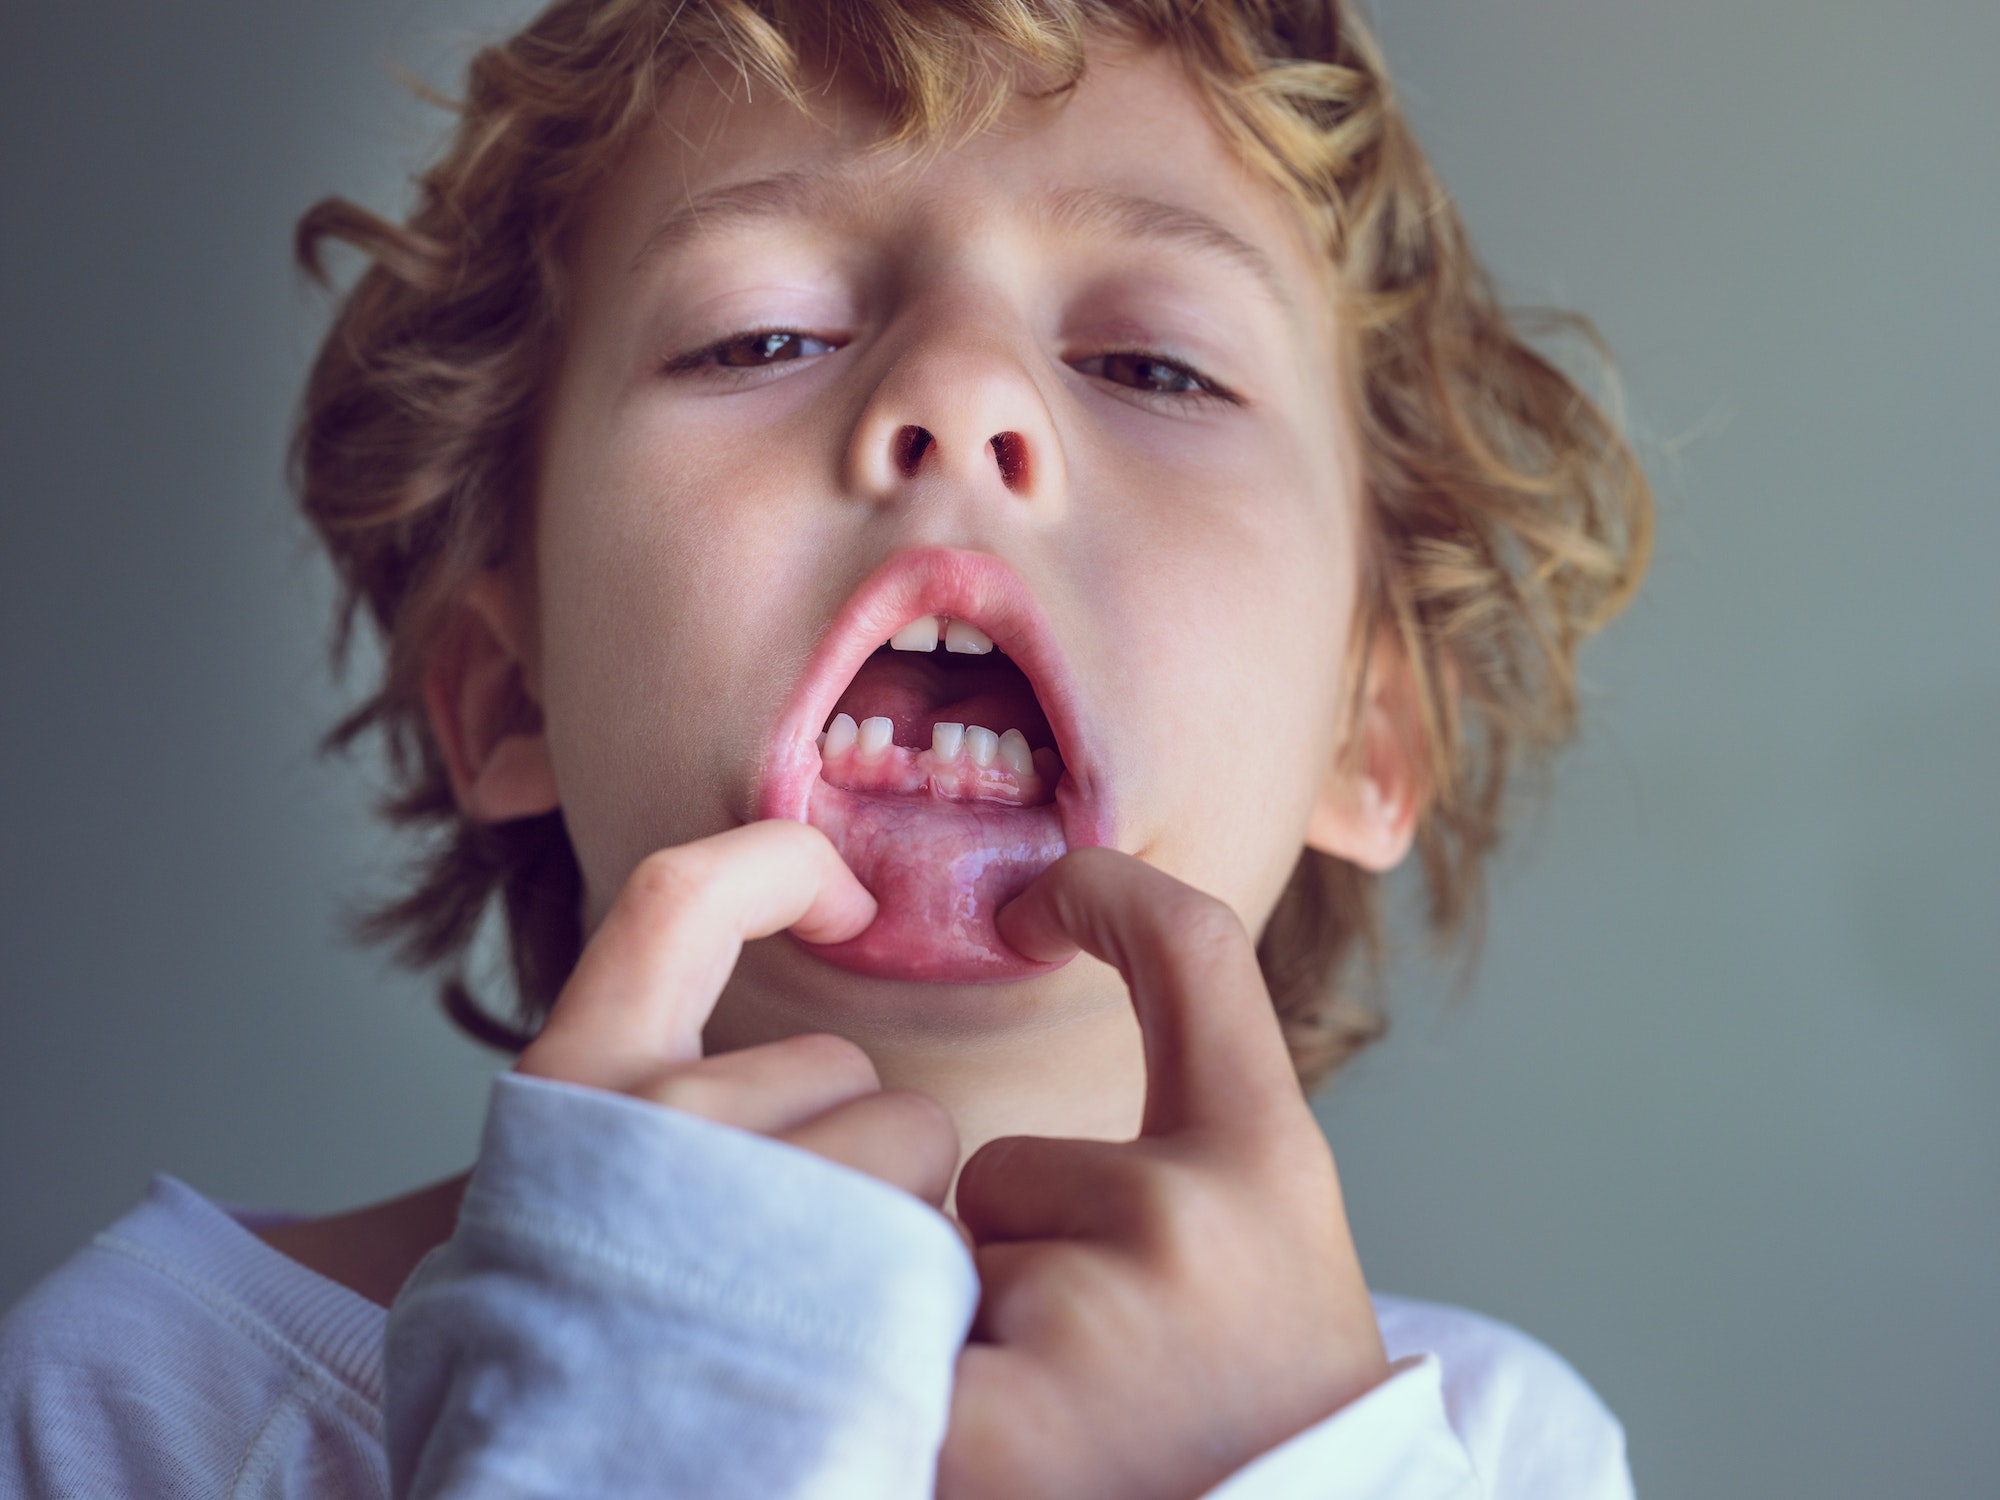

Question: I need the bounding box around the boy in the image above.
[0,1,1651,1495]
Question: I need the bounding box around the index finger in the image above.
[518,820,875,1091]
[994,848,1301,1137]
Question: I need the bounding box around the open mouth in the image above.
[757,547,1110,982]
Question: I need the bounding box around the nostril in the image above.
[989,431,1029,492]
[894,425,934,477]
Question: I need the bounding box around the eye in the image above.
[671,329,842,372]
[1072,349,1234,402]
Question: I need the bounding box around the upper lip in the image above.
[756,545,1110,845]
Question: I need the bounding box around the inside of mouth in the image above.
[818,639,1061,807]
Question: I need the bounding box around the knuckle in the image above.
[623,846,711,914]
[1114,1156,1220,1252]
[868,1089,960,1168]
[960,1133,1034,1193]
[643,1067,727,1119]
[883,1086,957,1142]
[1165,889,1247,952]
[785,1031,879,1090]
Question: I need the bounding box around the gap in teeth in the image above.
[818,715,1060,806]
[886,614,994,655]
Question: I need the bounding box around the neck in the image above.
[257,965,1144,1305]
[865,998,1146,1169]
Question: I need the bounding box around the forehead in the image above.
[571,41,1331,326]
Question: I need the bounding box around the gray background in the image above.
[2,2,1993,1496]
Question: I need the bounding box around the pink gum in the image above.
[819,740,1061,807]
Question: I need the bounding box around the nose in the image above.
[843,301,1066,516]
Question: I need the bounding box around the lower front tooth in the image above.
[857,715,894,759]
[997,728,1033,776]
[964,725,999,767]
[931,721,965,761]
[823,712,858,757]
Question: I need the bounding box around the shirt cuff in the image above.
[385,1069,978,1499]
[1199,1354,1484,1500]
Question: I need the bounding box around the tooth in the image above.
[890,615,939,652]
[965,725,999,767]
[931,721,965,761]
[857,715,894,759]
[823,712,858,757]
[998,728,1033,776]
[944,619,993,655]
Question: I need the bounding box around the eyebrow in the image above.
[630,171,1293,311]
[1038,185,1293,313]
[629,168,858,270]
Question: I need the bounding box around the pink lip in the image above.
[756,546,1112,981]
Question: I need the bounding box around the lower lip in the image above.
[795,778,1072,981]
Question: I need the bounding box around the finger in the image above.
[965,1240,1121,1348]
[640,1031,880,1135]
[996,847,1299,1137]
[937,1345,1029,1498]
[939,1346,1077,1500]
[954,1134,1134,1245]
[520,821,875,1089]
[778,1088,960,1207]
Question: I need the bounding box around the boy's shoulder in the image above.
[1372,1290,1632,1497]
[0,1174,387,1497]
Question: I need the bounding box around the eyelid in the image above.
[664,327,848,374]
[1072,346,1242,406]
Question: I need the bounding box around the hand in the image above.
[938,848,1390,1500]
[515,820,959,1209]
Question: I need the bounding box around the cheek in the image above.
[531,402,828,902]
[1086,415,1355,908]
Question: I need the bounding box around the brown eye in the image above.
[709,331,837,367]
[1081,351,1213,395]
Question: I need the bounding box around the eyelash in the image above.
[1070,349,1237,406]
[665,329,844,374]
[666,330,1238,406]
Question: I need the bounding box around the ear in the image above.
[1304,634,1428,872]
[422,570,559,823]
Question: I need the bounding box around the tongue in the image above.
[829,650,1052,750]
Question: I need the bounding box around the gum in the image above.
[818,738,1060,807]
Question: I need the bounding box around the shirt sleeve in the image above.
[383,1070,979,1500]
[1198,1324,1635,1500]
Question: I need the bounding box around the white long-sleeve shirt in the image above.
[0,1071,1634,1497]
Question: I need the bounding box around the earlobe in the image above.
[422,571,560,824]
[1304,638,1427,872]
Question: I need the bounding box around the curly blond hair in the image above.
[293,0,1651,1090]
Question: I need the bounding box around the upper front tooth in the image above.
[944,619,993,655]
[890,615,940,652]
[857,715,894,758]
[931,721,966,761]
[964,725,999,766]
[997,728,1033,776]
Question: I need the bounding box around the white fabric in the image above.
[0,1071,1634,1497]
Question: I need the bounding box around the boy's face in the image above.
[508,41,1383,1039]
